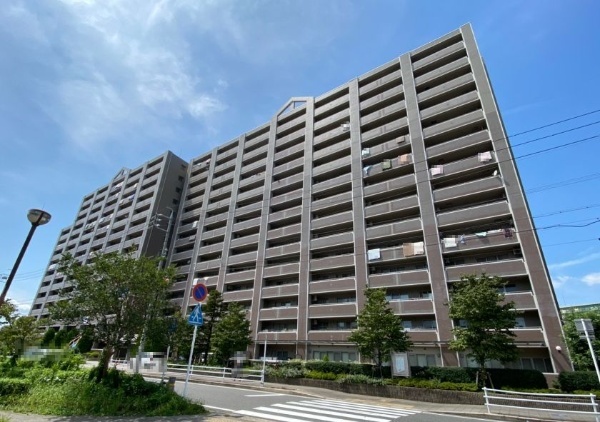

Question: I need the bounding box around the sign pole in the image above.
[183,324,198,398]
[261,337,267,386]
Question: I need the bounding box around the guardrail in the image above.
[168,363,264,385]
[483,388,600,422]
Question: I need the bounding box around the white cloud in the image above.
[548,252,600,270]
[552,275,573,288]
[582,273,600,286]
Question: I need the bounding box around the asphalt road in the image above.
[171,380,499,422]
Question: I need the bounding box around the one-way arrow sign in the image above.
[187,304,203,326]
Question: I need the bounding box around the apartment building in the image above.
[31,24,570,374]
[166,24,570,373]
[30,151,188,321]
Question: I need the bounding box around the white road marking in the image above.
[272,403,391,421]
[246,393,287,397]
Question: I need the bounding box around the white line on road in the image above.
[246,393,287,397]
[204,405,236,412]
[272,403,391,422]
[296,400,416,416]
[238,410,309,422]
[254,406,362,422]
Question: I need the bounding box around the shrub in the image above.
[304,370,338,381]
[558,371,600,392]
[397,378,478,391]
[85,350,101,360]
[0,378,31,395]
[337,374,386,386]
[411,366,546,389]
[265,366,303,379]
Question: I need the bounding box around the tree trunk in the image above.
[97,346,113,382]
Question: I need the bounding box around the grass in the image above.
[0,416,11,422]
[0,359,205,417]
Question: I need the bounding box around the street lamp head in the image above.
[27,209,51,226]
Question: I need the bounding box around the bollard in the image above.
[167,376,176,391]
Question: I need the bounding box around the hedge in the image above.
[0,378,31,395]
[411,367,547,389]
[558,371,600,392]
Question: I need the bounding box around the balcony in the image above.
[276,113,305,136]
[314,93,349,118]
[263,263,300,278]
[270,189,302,208]
[417,73,475,107]
[441,229,518,254]
[308,331,350,342]
[365,195,419,219]
[363,173,415,195]
[415,55,470,88]
[423,110,485,141]
[389,299,434,315]
[227,251,258,266]
[235,201,263,218]
[267,224,301,240]
[244,129,269,150]
[360,69,402,98]
[420,91,480,124]
[195,259,221,272]
[507,291,536,310]
[213,159,235,175]
[272,157,303,178]
[274,142,304,163]
[407,331,439,343]
[309,277,356,294]
[311,211,353,231]
[233,216,261,232]
[365,218,422,241]
[275,127,305,151]
[314,108,350,133]
[237,186,264,203]
[430,154,495,181]
[223,289,254,303]
[312,173,351,195]
[313,139,351,162]
[197,242,224,256]
[310,254,355,272]
[369,270,429,288]
[437,200,510,227]
[433,176,503,203]
[260,307,298,321]
[311,232,353,250]
[312,191,352,212]
[426,129,490,161]
[224,269,256,284]
[514,328,545,344]
[446,259,527,281]
[360,85,404,114]
[309,303,357,318]
[230,233,260,248]
[270,206,302,224]
[170,249,194,263]
[243,143,268,163]
[412,41,465,73]
[361,118,408,143]
[265,243,301,259]
[262,284,299,299]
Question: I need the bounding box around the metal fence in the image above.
[168,363,264,385]
[483,388,600,422]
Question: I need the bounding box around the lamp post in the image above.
[0,209,51,306]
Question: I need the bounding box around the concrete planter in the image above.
[267,377,485,405]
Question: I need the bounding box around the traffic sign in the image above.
[192,283,208,302]
[187,304,203,326]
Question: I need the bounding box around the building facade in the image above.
[31,24,570,374]
[30,151,188,321]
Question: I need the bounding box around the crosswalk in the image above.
[238,398,420,422]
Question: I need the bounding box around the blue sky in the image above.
[1,0,599,313]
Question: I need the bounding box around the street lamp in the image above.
[575,318,600,384]
[0,209,51,305]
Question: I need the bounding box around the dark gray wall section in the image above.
[460,24,570,372]
[400,54,456,366]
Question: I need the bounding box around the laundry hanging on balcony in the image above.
[367,248,381,261]
[399,154,411,165]
[382,159,392,170]
[478,151,493,163]
[413,241,425,255]
[443,237,458,248]
[361,148,370,158]
[430,165,444,176]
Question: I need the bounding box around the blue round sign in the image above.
[192,283,208,302]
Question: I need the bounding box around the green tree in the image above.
[211,302,251,366]
[40,327,57,347]
[448,274,519,388]
[198,290,225,364]
[54,327,79,348]
[348,288,412,376]
[50,252,175,381]
[0,300,42,358]
[562,310,600,371]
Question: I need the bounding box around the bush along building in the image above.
[31,24,571,375]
